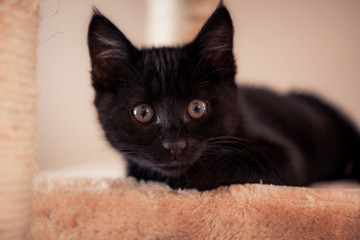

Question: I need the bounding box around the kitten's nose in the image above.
[162,139,187,155]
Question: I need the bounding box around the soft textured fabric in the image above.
[32,176,360,240]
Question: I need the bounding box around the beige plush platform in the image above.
[31,177,360,240]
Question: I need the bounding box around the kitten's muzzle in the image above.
[159,139,189,173]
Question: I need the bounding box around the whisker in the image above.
[201,136,270,173]
[196,67,229,84]
[182,169,190,187]
[190,53,205,82]
[202,150,249,172]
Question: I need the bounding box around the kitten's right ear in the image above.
[88,8,137,88]
[192,2,234,72]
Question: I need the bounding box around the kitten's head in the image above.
[88,3,241,177]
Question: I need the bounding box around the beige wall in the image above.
[37,0,360,173]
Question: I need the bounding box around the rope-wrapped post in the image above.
[0,0,39,239]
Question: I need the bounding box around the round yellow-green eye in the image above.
[188,100,207,119]
[132,104,154,123]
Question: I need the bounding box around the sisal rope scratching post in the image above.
[0,0,39,239]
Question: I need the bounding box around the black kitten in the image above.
[88,3,360,191]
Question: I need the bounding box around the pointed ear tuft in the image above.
[218,0,225,8]
[92,6,102,16]
[88,9,137,88]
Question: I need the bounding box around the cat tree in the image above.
[0,0,359,239]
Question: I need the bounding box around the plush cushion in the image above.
[32,176,360,240]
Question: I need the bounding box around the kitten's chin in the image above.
[155,160,193,177]
[153,148,203,177]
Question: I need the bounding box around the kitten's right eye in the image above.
[131,104,154,123]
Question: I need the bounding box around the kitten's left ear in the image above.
[193,2,234,68]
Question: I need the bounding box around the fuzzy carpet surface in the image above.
[32,176,360,240]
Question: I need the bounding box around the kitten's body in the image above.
[88,3,360,190]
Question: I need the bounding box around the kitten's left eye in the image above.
[188,100,207,119]
[132,104,154,123]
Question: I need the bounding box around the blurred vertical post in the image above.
[0,0,39,239]
[145,0,219,45]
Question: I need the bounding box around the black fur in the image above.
[88,4,360,191]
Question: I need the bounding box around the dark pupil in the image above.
[193,103,201,114]
[140,107,148,118]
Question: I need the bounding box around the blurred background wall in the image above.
[36,0,360,176]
